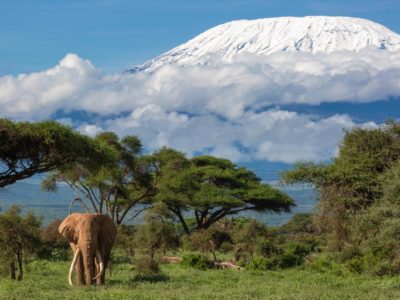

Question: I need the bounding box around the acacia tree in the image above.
[152,148,294,234]
[281,120,400,250]
[0,119,109,188]
[0,206,42,280]
[42,132,157,224]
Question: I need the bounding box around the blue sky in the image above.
[2,0,400,75]
[1,0,399,165]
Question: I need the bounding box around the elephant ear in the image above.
[58,214,78,243]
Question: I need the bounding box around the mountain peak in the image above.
[128,16,400,72]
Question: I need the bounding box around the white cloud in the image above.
[82,106,374,163]
[0,49,394,162]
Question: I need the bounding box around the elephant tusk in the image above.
[93,249,104,280]
[68,248,81,286]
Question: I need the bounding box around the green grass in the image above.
[1,260,400,300]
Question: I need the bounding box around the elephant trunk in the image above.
[81,241,96,286]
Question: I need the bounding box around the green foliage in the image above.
[153,148,294,234]
[114,224,136,257]
[306,255,348,276]
[0,206,42,280]
[41,220,66,249]
[133,255,161,277]
[278,213,315,234]
[281,161,327,187]
[38,219,69,261]
[0,119,110,187]
[182,226,233,260]
[247,257,277,271]
[132,210,180,259]
[282,121,400,251]
[348,161,400,275]
[181,253,214,270]
[232,219,271,262]
[43,132,155,224]
[344,257,364,274]
[279,253,303,268]
[259,239,280,257]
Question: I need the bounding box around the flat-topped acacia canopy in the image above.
[0,119,110,188]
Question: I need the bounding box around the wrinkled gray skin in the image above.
[59,213,117,286]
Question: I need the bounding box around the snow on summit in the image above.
[129,16,400,72]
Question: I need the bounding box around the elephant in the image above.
[58,213,117,286]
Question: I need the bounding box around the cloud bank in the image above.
[2,48,397,162]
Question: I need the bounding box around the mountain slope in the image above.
[128,16,400,72]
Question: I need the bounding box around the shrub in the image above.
[258,239,280,258]
[37,247,69,261]
[0,206,42,280]
[279,213,315,234]
[336,245,361,263]
[247,257,277,271]
[344,257,364,274]
[114,224,136,257]
[133,213,180,259]
[371,260,395,276]
[182,227,232,260]
[38,219,69,260]
[134,255,160,277]
[41,219,67,249]
[181,253,214,270]
[306,255,348,276]
[279,253,303,268]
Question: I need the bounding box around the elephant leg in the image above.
[95,248,108,286]
[75,254,85,285]
[69,243,84,285]
[97,253,111,285]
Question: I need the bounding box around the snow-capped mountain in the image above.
[127,16,400,72]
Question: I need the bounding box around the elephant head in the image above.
[58,213,117,286]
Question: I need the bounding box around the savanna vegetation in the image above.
[1,119,400,299]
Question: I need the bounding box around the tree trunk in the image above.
[17,248,23,281]
[174,209,190,235]
[10,261,16,280]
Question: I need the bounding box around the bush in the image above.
[134,255,161,277]
[0,206,42,280]
[337,246,361,263]
[258,239,280,258]
[371,260,395,276]
[133,215,180,259]
[344,257,364,274]
[247,257,277,271]
[306,255,347,276]
[279,253,303,268]
[279,213,315,234]
[182,227,232,260]
[38,219,69,261]
[37,247,69,261]
[41,219,67,249]
[114,224,136,257]
[181,253,214,270]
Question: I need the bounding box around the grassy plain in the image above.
[1,260,400,300]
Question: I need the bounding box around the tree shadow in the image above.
[132,274,170,283]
